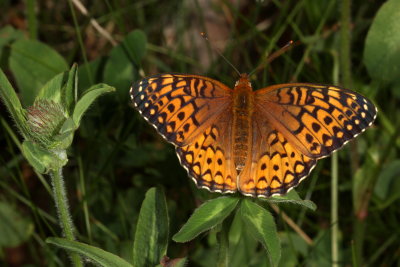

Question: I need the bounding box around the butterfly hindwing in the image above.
[175,116,237,193]
[238,124,317,197]
[130,74,232,146]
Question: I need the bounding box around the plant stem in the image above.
[217,219,230,267]
[339,0,354,265]
[26,0,38,39]
[51,168,83,266]
[331,153,339,267]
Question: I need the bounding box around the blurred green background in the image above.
[0,0,399,266]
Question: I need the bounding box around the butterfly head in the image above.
[234,73,252,90]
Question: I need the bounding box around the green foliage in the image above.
[0,202,34,248]
[104,30,147,99]
[9,39,69,106]
[363,0,400,84]
[173,196,239,242]
[241,199,281,267]
[374,160,400,208]
[47,238,133,267]
[0,1,397,266]
[266,190,317,211]
[0,64,115,173]
[133,187,169,267]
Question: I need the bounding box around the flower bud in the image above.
[26,100,66,146]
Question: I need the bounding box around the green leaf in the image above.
[63,63,78,116]
[72,83,115,126]
[21,141,68,173]
[59,117,76,135]
[0,26,24,65]
[228,210,259,267]
[9,39,68,106]
[103,30,147,98]
[374,160,400,207]
[0,201,33,248]
[266,190,317,211]
[173,196,239,243]
[47,237,133,267]
[133,187,169,267]
[364,0,400,83]
[240,199,281,267]
[54,118,75,150]
[0,68,28,137]
[35,71,67,104]
[127,29,147,64]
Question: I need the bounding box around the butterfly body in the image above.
[232,74,254,172]
[130,73,377,198]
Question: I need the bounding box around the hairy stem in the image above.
[51,168,83,266]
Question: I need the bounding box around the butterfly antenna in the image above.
[249,40,299,76]
[201,32,241,76]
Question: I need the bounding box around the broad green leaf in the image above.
[0,201,33,248]
[133,187,169,267]
[21,141,68,173]
[9,39,68,106]
[173,197,239,243]
[228,210,259,267]
[127,30,147,64]
[0,68,28,137]
[364,0,400,83]
[374,159,400,199]
[103,30,146,98]
[46,237,133,267]
[374,160,400,208]
[266,190,317,211]
[72,83,115,126]
[240,199,281,267]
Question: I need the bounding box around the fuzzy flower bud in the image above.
[26,100,67,146]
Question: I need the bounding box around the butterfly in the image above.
[130,73,377,197]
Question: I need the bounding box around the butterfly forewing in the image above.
[254,83,377,159]
[130,74,232,146]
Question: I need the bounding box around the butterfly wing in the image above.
[131,74,237,193]
[130,74,232,146]
[254,83,377,158]
[238,123,317,197]
[176,112,237,193]
[238,83,377,197]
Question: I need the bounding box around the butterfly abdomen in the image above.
[232,80,254,173]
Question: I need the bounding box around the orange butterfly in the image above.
[130,73,377,197]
